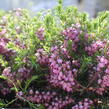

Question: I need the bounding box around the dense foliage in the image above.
[0,0,109,108]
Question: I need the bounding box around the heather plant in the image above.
[0,0,109,109]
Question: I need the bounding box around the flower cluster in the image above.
[85,40,105,56]
[62,25,81,52]
[48,46,76,92]
[87,56,109,95]
[17,67,31,81]
[101,75,109,87]
[2,67,31,89]
[62,23,81,42]
[17,90,74,109]
[35,48,49,66]
[0,82,11,95]
[0,37,16,57]
[97,56,108,71]
[95,56,109,95]
[0,37,9,54]
[72,98,93,109]
[60,45,71,59]
[62,26,80,42]
[14,39,26,49]
[36,27,45,40]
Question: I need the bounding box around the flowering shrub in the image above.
[0,0,109,108]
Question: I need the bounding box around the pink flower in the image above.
[0,29,6,36]
[36,27,45,40]
[98,63,105,68]
[57,58,63,64]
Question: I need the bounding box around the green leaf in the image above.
[0,75,18,92]
[24,75,38,92]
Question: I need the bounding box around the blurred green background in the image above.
[0,0,109,17]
